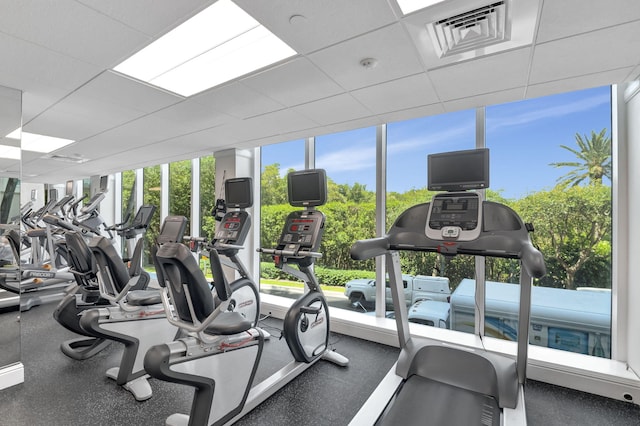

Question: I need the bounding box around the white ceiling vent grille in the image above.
[427,1,509,58]
[46,154,89,164]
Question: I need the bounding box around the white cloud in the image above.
[487,93,609,131]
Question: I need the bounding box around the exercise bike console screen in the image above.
[288,169,327,207]
[278,212,324,252]
[225,177,252,209]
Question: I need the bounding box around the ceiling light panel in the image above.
[0,145,20,160]
[397,0,447,15]
[20,131,75,153]
[113,0,297,97]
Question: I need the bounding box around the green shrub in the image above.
[260,262,374,287]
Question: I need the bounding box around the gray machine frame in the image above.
[349,197,546,425]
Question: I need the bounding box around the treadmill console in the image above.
[214,210,250,245]
[426,191,483,241]
[277,210,325,253]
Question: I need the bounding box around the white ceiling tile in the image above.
[530,21,640,85]
[308,24,425,91]
[429,48,531,101]
[191,82,286,119]
[293,93,373,126]
[442,87,526,113]
[77,71,183,113]
[0,33,101,92]
[0,0,151,67]
[241,58,344,107]
[23,72,184,141]
[537,0,640,43]
[0,86,22,137]
[379,104,446,125]
[152,100,233,132]
[234,0,397,54]
[351,73,439,114]
[219,109,318,140]
[526,68,635,100]
[75,0,213,37]
[21,87,70,123]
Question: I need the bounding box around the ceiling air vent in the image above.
[427,1,509,58]
[46,154,89,164]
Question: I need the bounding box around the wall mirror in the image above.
[0,84,22,369]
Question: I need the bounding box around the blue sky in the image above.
[262,85,612,199]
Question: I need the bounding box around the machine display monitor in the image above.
[288,169,327,207]
[225,177,252,209]
[427,148,489,192]
[65,180,75,196]
[157,216,187,244]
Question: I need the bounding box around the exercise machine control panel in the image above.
[214,210,250,246]
[426,192,483,242]
[278,210,325,253]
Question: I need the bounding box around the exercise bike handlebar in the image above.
[213,242,244,251]
[257,247,322,259]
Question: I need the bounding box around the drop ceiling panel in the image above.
[191,82,285,119]
[526,68,635,100]
[379,103,446,125]
[530,21,640,85]
[63,114,195,157]
[241,58,344,107]
[351,74,439,114]
[428,47,531,101]
[443,87,525,113]
[21,87,71,123]
[152,100,233,132]
[308,24,425,91]
[217,109,318,141]
[76,71,183,113]
[0,0,151,67]
[293,93,373,126]
[24,78,177,141]
[0,33,101,92]
[234,0,397,54]
[536,0,640,43]
[75,0,213,37]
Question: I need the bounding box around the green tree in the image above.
[549,128,611,187]
[513,185,611,290]
[169,160,192,235]
[261,164,288,205]
[200,156,216,239]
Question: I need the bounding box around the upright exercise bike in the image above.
[145,168,348,426]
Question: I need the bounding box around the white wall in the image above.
[626,82,640,374]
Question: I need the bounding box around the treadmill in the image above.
[349,148,546,426]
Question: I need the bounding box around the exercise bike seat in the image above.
[126,289,162,306]
[204,312,252,336]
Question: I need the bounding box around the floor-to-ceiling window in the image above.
[199,155,216,239]
[169,159,192,237]
[386,110,477,331]
[485,86,613,358]
[143,165,161,268]
[315,127,377,314]
[259,139,305,294]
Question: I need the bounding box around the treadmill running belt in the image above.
[377,375,501,426]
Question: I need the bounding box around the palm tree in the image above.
[549,128,611,187]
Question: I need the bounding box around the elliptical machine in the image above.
[145,169,348,426]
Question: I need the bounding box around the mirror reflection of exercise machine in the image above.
[145,169,348,426]
[350,149,546,425]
